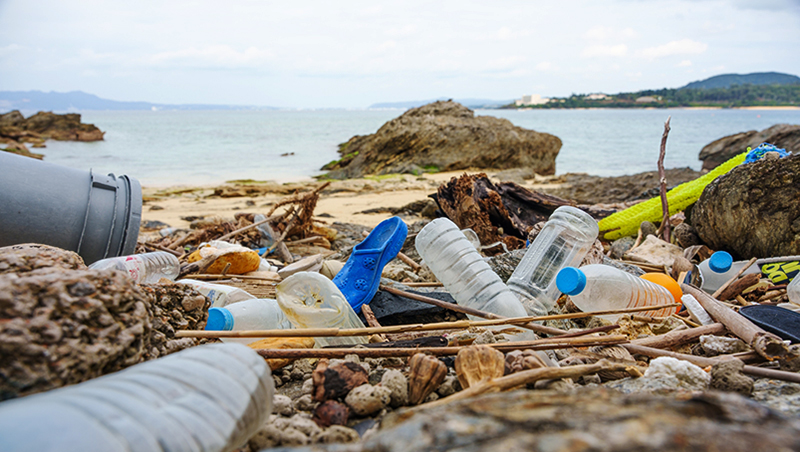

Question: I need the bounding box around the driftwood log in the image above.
[432,173,574,254]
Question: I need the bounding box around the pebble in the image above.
[380,369,409,408]
[273,394,295,416]
[644,357,710,390]
[345,384,392,416]
[313,425,361,444]
[436,375,460,397]
[248,425,308,449]
[274,414,322,438]
[700,335,749,356]
[295,394,317,412]
[301,377,314,395]
[710,359,753,395]
[473,330,497,345]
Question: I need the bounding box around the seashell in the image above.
[407,353,447,405]
[455,345,505,389]
[505,349,548,374]
[588,345,636,381]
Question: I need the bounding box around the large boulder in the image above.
[322,101,561,178]
[699,124,800,171]
[0,110,104,159]
[691,153,800,259]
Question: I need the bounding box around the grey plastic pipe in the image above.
[0,343,274,452]
[0,151,142,264]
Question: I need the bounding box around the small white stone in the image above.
[345,384,392,416]
[644,357,710,390]
[699,335,749,356]
[379,369,409,407]
[301,378,314,395]
[294,394,317,412]
[473,330,497,345]
[272,394,295,416]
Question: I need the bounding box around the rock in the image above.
[0,110,104,159]
[326,389,800,452]
[623,235,684,266]
[323,101,561,178]
[640,220,657,238]
[345,384,392,416]
[436,375,460,398]
[541,168,703,204]
[673,222,701,248]
[609,236,636,259]
[139,282,210,360]
[248,424,308,448]
[313,400,350,428]
[276,414,323,438]
[752,379,800,416]
[0,243,85,274]
[301,378,314,395]
[644,357,711,389]
[312,359,369,402]
[472,330,496,345]
[0,265,151,400]
[368,285,449,323]
[295,394,317,412]
[700,335,749,356]
[379,369,409,408]
[312,425,361,444]
[274,394,296,416]
[691,153,800,258]
[699,124,800,171]
[710,359,754,395]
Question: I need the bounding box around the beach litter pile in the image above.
[1,136,800,451]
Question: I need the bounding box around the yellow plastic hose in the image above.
[598,152,747,240]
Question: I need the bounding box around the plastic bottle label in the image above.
[760,261,800,284]
[123,256,145,282]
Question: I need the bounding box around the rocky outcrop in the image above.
[691,153,800,259]
[0,110,104,159]
[322,101,561,178]
[699,124,800,170]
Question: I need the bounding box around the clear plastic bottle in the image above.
[178,278,256,308]
[276,272,368,348]
[415,218,535,340]
[88,251,180,284]
[788,276,800,305]
[506,206,599,316]
[205,298,293,345]
[697,251,800,293]
[556,264,679,320]
[0,343,273,452]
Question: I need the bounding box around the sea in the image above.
[38,108,800,187]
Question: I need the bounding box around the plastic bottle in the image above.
[0,343,273,452]
[88,251,180,284]
[697,251,800,293]
[205,298,293,345]
[556,264,679,320]
[254,214,275,248]
[415,218,536,340]
[276,272,368,348]
[178,279,256,308]
[506,206,599,316]
[788,276,800,305]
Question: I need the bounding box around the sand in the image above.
[141,171,563,229]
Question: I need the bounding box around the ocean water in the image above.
[38,108,800,186]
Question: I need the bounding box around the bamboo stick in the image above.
[217,215,277,242]
[681,284,791,361]
[403,282,444,288]
[253,335,629,359]
[623,343,800,384]
[712,257,758,299]
[630,322,725,349]
[186,274,279,281]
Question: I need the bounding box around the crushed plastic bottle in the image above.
[415,218,536,341]
[507,206,599,316]
[254,214,276,248]
[788,276,800,305]
[88,251,179,284]
[179,279,256,308]
[0,343,273,452]
[276,272,368,347]
[697,251,800,293]
[556,264,679,320]
[205,298,293,345]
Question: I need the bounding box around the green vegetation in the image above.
[422,165,440,174]
[321,150,359,170]
[511,84,800,109]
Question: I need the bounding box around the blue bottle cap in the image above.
[205,307,234,331]
[556,267,587,296]
[708,251,733,273]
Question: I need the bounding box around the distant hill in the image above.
[0,90,277,113]
[369,98,513,109]
[682,72,800,90]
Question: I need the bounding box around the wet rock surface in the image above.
[139,282,210,360]
[0,110,104,158]
[261,389,800,452]
[698,123,800,171]
[322,101,561,178]
[692,153,800,258]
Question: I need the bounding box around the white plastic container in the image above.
[205,298,293,345]
[507,206,599,316]
[415,218,535,340]
[788,276,800,305]
[276,272,368,348]
[178,279,256,308]
[89,251,179,284]
[0,343,273,452]
[697,251,800,293]
[556,264,679,320]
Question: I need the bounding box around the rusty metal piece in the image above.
[455,345,505,389]
[408,353,447,405]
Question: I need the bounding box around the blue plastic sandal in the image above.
[334,216,408,311]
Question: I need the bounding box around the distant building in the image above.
[515,94,550,106]
[635,96,660,103]
[584,93,609,101]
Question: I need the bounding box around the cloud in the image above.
[640,39,708,59]
[0,43,23,57]
[677,59,692,67]
[582,27,638,41]
[487,55,527,70]
[147,45,273,68]
[535,61,555,71]
[581,44,628,57]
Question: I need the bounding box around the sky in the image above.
[1,0,799,108]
